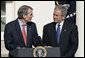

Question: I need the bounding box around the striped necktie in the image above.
[57,23,61,45]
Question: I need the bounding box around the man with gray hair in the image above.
[55,1,76,24]
[42,5,78,57]
[4,5,42,57]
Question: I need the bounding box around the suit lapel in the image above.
[27,24,31,47]
[15,19,25,46]
[51,22,58,46]
[59,20,69,45]
[26,22,33,47]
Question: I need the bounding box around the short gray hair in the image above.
[54,5,68,16]
[18,5,33,19]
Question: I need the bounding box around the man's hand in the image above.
[44,46,53,48]
[16,47,26,49]
[22,47,25,49]
[16,47,21,49]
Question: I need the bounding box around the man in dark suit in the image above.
[42,5,78,57]
[4,5,42,57]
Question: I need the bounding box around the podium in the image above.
[9,47,60,57]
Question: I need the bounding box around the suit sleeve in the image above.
[64,25,78,57]
[4,24,16,50]
[42,26,49,46]
[32,23,39,47]
[33,23,38,37]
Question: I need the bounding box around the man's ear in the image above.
[23,15,27,19]
[62,15,66,19]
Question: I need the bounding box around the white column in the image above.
[75,1,84,57]
[6,1,15,23]
[1,1,15,40]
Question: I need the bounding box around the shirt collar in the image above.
[56,20,64,27]
[18,19,27,26]
[59,20,64,26]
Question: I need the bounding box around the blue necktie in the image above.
[57,23,61,45]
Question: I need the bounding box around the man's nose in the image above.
[32,15,34,17]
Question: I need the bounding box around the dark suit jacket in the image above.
[4,19,39,51]
[42,19,78,57]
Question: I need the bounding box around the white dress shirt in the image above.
[56,20,64,33]
[18,19,27,35]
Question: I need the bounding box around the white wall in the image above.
[76,1,84,57]
[1,2,15,40]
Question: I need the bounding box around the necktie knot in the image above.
[23,24,25,26]
[58,23,61,27]
[22,24,26,27]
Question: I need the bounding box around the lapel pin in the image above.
[64,29,67,32]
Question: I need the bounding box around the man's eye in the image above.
[55,14,58,16]
[54,14,58,16]
[30,14,33,16]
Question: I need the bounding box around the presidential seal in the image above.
[33,46,47,57]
